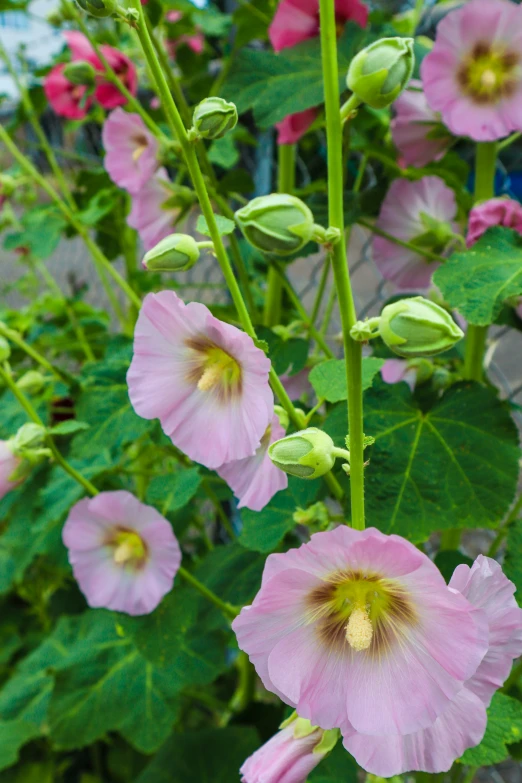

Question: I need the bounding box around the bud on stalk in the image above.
[63,60,97,87]
[75,0,118,17]
[142,234,200,272]
[268,427,348,479]
[235,193,317,256]
[191,97,238,140]
[346,37,414,109]
[379,297,464,358]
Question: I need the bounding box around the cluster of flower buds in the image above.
[189,97,238,141]
[268,427,351,479]
[346,36,414,109]
[142,233,202,272]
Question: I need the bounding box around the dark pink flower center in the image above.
[457,41,520,104]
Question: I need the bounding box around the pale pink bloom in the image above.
[421,0,522,142]
[280,368,311,401]
[373,176,458,290]
[380,358,415,389]
[269,0,368,52]
[240,721,326,783]
[0,440,21,500]
[391,79,453,167]
[165,10,205,57]
[127,168,179,251]
[276,108,317,145]
[343,555,522,775]
[466,197,522,247]
[233,526,488,738]
[102,108,159,194]
[44,64,92,120]
[127,291,273,470]
[63,490,181,616]
[217,414,287,511]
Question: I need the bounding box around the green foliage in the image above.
[308,743,358,781]
[309,357,385,403]
[461,693,522,765]
[196,213,235,236]
[4,207,66,259]
[256,326,309,376]
[503,517,522,597]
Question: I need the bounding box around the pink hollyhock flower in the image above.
[280,368,311,401]
[127,290,273,469]
[44,64,92,120]
[421,0,522,142]
[0,440,21,500]
[217,414,287,511]
[391,79,453,167]
[276,108,317,145]
[343,555,522,775]
[127,169,179,251]
[165,12,205,58]
[240,715,336,783]
[102,108,159,194]
[269,0,368,52]
[466,197,522,247]
[373,176,459,290]
[233,526,488,739]
[380,358,416,389]
[63,490,181,616]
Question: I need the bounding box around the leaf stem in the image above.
[357,219,446,264]
[178,566,239,619]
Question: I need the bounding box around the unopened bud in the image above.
[16,370,46,395]
[0,175,17,199]
[75,0,118,18]
[268,427,336,479]
[0,336,10,362]
[192,97,238,140]
[379,297,464,358]
[142,233,200,272]
[347,37,414,109]
[293,501,329,530]
[11,423,47,453]
[63,60,97,87]
[235,194,316,256]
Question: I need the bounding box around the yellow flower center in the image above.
[345,606,373,651]
[132,144,147,162]
[185,338,242,401]
[112,530,147,567]
[457,42,520,104]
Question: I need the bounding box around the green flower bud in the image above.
[268,427,336,479]
[192,97,238,140]
[0,174,17,198]
[379,297,464,358]
[11,423,47,453]
[63,60,97,87]
[235,193,316,256]
[0,336,10,362]
[75,0,117,18]
[16,370,46,395]
[346,37,414,109]
[142,233,200,272]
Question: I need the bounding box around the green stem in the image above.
[498,131,522,151]
[357,219,445,264]
[318,0,365,529]
[0,323,73,385]
[463,142,497,381]
[310,258,331,328]
[488,492,522,557]
[460,767,478,783]
[202,478,236,540]
[145,15,192,129]
[0,364,99,497]
[178,566,238,619]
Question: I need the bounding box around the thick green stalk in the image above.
[264,144,295,326]
[463,142,497,381]
[318,0,365,529]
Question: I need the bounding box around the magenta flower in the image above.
[466,197,522,247]
[373,176,458,290]
[276,108,317,145]
[217,414,287,511]
[391,79,453,167]
[127,169,179,251]
[44,65,92,120]
[421,0,522,142]
[343,555,522,775]
[268,0,368,53]
[102,108,159,194]
[62,490,181,616]
[233,527,488,739]
[127,291,273,470]
[0,440,21,500]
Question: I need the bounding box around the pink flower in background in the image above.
[421,0,522,141]
[391,79,453,167]
[127,291,273,469]
[44,64,92,120]
[466,197,522,246]
[217,414,287,511]
[102,109,159,194]
[165,11,205,57]
[0,440,21,500]
[516,298,522,319]
[127,169,179,251]
[276,108,317,145]
[281,368,311,401]
[63,490,181,616]
[373,176,458,290]
[269,0,368,52]
[343,556,522,775]
[233,526,488,740]
[380,358,416,389]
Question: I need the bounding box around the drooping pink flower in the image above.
[276,108,317,145]
[269,0,368,52]
[62,490,181,616]
[342,555,522,775]
[102,108,159,194]
[127,168,179,251]
[466,197,522,247]
[380,358,416,389]
[127,291,274,470]
[0,440,21,500]
[217,414,287,511]
[373,176,459,290]
[44,64,92,120]
[240,716,335,783]
[233,526,488,739]
[421,0,522,142]
[391,79,453,167]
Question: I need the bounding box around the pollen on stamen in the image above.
[345,607,373,651]
[480,69,497,89]
[113,541,135,564]
[197,363,223,392]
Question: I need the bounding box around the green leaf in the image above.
[461,693,522,765]
[48,420,90,436]
[240,477,320,552]
[434,550,473,584]
[308,743,358,782]
[145,468,202,515]
[193,542,265,610]
[256,327,309,376]
[221,24,367,128]
[3,207,66,259]
[77,189,118,227]
[309,357,385,403]
[503,517,522,598]
[208,135,240,169]
[324,380,520,541]
[135,727,260,783]
[434,227,522,326]
[196,214,235,237]
[0,719,40,772]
